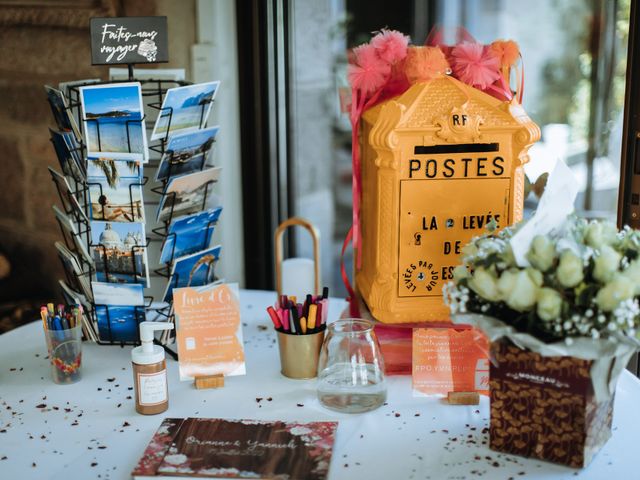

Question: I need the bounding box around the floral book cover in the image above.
[132,417,338,479]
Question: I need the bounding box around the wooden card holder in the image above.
[194,374,225,390]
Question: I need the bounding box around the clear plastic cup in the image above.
[44,325,82,384]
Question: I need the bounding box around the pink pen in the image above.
[321,299,329,325]
[282,308,290,331]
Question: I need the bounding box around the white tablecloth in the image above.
[1,289,639,479]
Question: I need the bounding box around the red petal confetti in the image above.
[35,404,46,409]
[91,462,98,467]
[296,403,304,407]
[122,421,130,427]
[107,378,115,382]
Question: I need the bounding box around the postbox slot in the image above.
[414,143,500,155]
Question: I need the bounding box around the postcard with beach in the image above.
[150,81,220,140]
[45,86,82,141]
[156,167,222,222]
[87,159,145,222]
[80,82,148,162]
[155,126,220,181]
[90,220,150,287]
[159,207,222,264]
[93,282,145,342]
[162,245,222,303]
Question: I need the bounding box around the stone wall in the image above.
[0,0,195,308]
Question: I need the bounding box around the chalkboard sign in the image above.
[90,16,168,65]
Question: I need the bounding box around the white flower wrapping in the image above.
[451,313,638,402]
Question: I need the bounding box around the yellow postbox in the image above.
[356,76,540,324]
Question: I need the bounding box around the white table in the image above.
[1,289,639,480]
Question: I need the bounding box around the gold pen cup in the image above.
[277,329,325,379]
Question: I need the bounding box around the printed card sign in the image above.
[412,328,489,396]
[90,16,168,65]
[173,282,245,380]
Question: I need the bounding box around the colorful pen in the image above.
[289,306,297,334]
[308,304,317,330]
[267,306,282,329]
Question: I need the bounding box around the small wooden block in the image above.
[194,374,224,390]
[447,391,479,405]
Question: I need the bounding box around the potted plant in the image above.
[444,212,640,468]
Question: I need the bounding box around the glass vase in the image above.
[317,318,386,413]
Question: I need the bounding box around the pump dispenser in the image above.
[131,321,174,415]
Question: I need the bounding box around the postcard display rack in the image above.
[47,75,221,357]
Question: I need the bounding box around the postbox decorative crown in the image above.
[344,29,540,324]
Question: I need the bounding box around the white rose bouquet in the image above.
[444,216,640,344]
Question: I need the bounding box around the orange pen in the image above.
[300,316,307,334]
[307,304,317,330]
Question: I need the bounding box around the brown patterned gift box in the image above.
[489,340,614,468]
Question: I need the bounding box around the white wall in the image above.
[194,0,245,286]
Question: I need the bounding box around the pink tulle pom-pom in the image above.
[450,42,500,89]
[370,29,410,64]
[348,43,391,95]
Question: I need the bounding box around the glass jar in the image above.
[317,318,386,413]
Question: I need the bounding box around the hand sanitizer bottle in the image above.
[131,321,174,415]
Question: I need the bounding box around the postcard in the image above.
[55,241,93,301]
[87,159,145,222]
[79,82,148,162]
[150,81,220,140]
[412,328,489,396]
[53,205,93,266]
[45,86,82,141]
[156,167,222,222]
[58,280,98,342]
[90,220,150,287]
[162,245,221,303]
[58,78,101,98]
[49,167,89,224]
[93,282,145,343]
[159,207,222,264]
[50,129,85,180]
[155,126,220,181]
[173,283,245,380]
